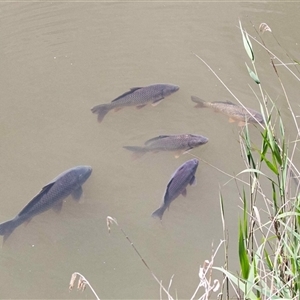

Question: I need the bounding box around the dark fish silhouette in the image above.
[91,83,179,123]
[124,134,208,159]
[191,96,264,126]
[152,159,199,220]
[0,165,92,242]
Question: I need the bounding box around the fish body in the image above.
[124,134,208,158]
[152,158,199,220]
[191,96,264,126]
[0,165,92,242]
[91,83,179,123]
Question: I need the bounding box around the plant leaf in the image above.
[245,62,260,84]
[239,20,254,61]
[239,220,250,279]
[238,169,265,177]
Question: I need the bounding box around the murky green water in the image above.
[0,2,299,299]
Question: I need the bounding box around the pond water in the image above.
[0,1,299,299]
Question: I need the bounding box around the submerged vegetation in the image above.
[69,21,300,299]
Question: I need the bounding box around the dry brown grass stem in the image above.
[246,30,300,136]
[106,216,174,300]
[190,240,223,300]
[188,150,272,211]
[188,152,249,187]
[69,272,100,300]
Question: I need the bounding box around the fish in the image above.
[0,165,92,242]
[123,134,208,159]
[151,158,199,220]
[191,96,264,126]
[91,83,179,123]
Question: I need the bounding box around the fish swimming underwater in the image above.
[191,96,264,126]
[91,83,179,123]
[0,165,92,242]
[152,158,199,220]
[124,134,208,158]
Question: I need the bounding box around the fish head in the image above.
[188,134,209,147]
[160,84,180,97]
[247,110,265,125]
[256,114,265,125]
[190,158,199,167]
[185,158,199,172]
[75,165,93,183]
[174,159,199,181]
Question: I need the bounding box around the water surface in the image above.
[0,2,299,299]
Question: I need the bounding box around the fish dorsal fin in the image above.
[214,100,237,106]
[164,164,186,198]
[111,87,142,102]
[17,182,56,217]
[225,101,237,105]
[145,135,170,145]
[130,87,142,91]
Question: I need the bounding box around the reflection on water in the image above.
[0,2,299,299]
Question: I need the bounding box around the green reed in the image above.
[211,21,300,299]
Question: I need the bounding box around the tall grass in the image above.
[208,21,300,299]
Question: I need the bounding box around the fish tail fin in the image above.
[91,104,111,123]
[123,146,147,159]
[0,219,17,243]
[191,96,207,108]
[151,206,167,220]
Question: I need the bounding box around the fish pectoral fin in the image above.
[3,229,14,244]
[52,201,63,213]
[24,218,32,226]
[238,121,246,127]
[18,182,56,216]
[181,188,187,197]
[71,186,83,201]
[136,104,147,109]
[228,117,236,123]
[174,151,183,158]
[189,175,197,186]
[151,98,164,106]
[3,234,10,244]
